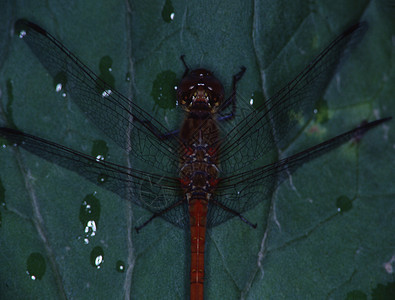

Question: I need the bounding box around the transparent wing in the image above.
[15,19,181,177]
[219,23,368,176]
[0,127,187,227]
[206,117,390,227]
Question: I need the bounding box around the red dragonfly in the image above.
[0,20,391,299]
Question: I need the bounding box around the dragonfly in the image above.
[0,20,391,300]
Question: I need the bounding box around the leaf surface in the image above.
[0,0,394,299]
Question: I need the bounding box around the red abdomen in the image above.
[189,198,207,300]
[179,116,220,300]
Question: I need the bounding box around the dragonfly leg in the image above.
[135,198,185,232]
[160,129,180,140]
[180,55,190,78]
[210,199,257,228]
[217,66,246,122]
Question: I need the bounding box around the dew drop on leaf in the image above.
[116,260,125,273]
[336,195,352,212]
[90,246,104,269]
[26,252,46,280]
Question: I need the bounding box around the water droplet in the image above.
[99,56,113,74]
[91,140,109,161]
[162,0,175,23]
[101,89,112,98]
[55,83,62,92]
[79,194,101,242]
[249,90,264,110]
[19,30,26,38]
[14,19,31,39]
[151,70,178,111]
[0,136,8,148]
[94,56,115,97]
[97,173,108,184]
[96,155,104,161]
[84,220,97,236]
[116,260,125,273]
[53,71,68,96]
[26,252,46,280]
[90,246,104,269]
[336,195,352,212]
[314,98,329,123]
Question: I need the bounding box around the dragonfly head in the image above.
[177,69,224,113]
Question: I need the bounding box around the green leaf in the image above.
[0,0,394,299]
